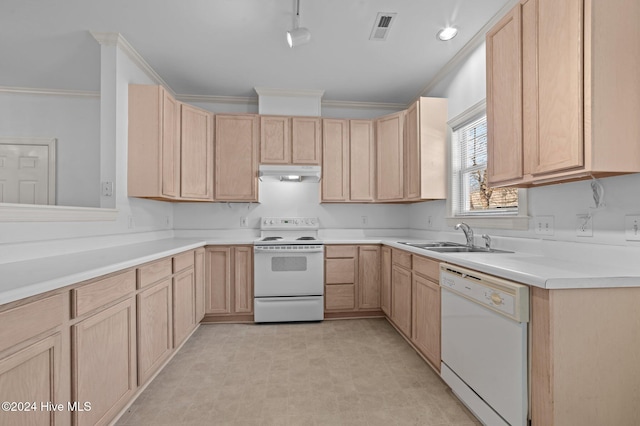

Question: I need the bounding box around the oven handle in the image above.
[254,246,324,254]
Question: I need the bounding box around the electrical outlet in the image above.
[625,215,640,241]
[101,181,113,197]
[164,216,171,228]
[576,214,593,237]
[534,216,554,236]
[361,216,368,226]
[240,216,248,228]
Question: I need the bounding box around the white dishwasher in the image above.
[440,263,529,426]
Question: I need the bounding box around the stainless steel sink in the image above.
[427,246,513,254]
[398,241,465,248]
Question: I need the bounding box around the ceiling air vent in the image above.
[369,12,397,41]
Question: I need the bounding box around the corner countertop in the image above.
[2,235,640,307]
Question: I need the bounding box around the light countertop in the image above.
[2,235,640,306]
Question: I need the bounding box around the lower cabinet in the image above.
[205,245,253,319]
[137,278,172,385]
[380,246,392,315]
[194,248,206,323]
[391,263,412,337]
[324,245,381,315]
[73,298,137,426]
[411,270,441,370]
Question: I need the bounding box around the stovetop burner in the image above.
[261,236,283,241]
[296,236,316,241]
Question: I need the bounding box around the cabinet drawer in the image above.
[0,294,65,353]
[325,258,356,284]
[173,251,194,273]
[325,245,357,258]
[392,249,412,269]
[73,270,136,318]
[138,258,172,288]
[412,255,440,282]
[325,284,355,311]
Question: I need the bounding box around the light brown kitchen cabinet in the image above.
[390,249,412,337]
[136,277,172,385]
[173,268,196,348]
[350,119,376,202]
[215,114,259,201]
[324,245,381,315]
[194,248,206,323]
[128,84,180,200]
[260,115,291,164]
[180,103,214,200]
[380,246,392,316]
[73,298,137,426]
[530,286,640,426]
[204,245,253,320]
[321,119,350,202]
[411,255,441,370]
[404,97,447,201]
[0,294,69,426]
[487,0,640,187]
[292,117,322,164]
[376,111,405,201]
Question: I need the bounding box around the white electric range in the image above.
[253,217,324,323]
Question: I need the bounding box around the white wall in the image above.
[0,92,101,207]
[174,181,408,231]
[409,42,640,246]
[0,42,173,247]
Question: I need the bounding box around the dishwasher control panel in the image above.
[440,264,529,322]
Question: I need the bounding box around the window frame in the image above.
[446,99,529,230]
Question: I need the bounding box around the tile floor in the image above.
[116,318,481,426]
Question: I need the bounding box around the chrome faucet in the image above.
[455,222,474,247]
[481,234,492,250]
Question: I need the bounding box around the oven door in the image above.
[254,245,324,297]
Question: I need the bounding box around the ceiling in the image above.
[0,0,512,106]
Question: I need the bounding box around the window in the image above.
[447,100,527,229]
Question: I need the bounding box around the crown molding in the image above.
[322,99,405,111]
[254,87,325,98]
[0,86,99,98]
[176,94,258,105]
[413,0,520,101]
[90,31,175,97]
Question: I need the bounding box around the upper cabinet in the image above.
[376,111,405,201]
[404,97,447,201]
[260,116,321,165]
[128,85,180,200]
[349,120,376,202]
[215,114,259,201]
[487,0,640,187]
[128,85,214,201]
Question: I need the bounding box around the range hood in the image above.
[258,165,321,183]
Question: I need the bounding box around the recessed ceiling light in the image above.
[437,27,458,41]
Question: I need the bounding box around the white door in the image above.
[0,138,56,205]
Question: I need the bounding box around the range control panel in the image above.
[260,217,319,230]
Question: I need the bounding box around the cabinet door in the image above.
[205,247,232,314]
[0,333,63,426]
[380,246,392,316]
[161,88,180,198]
[531,0,584,175]
[322,119,349,201]
[137,278,172,385]
[350,120,375,201]
[260,116,291,164]
[376,112,404,201]
[173,268,196,348]
[412,274,441,369]
[487,4,524,185]
[292,117,322,164]
[73,298,136,426]
[358,246,380,310]
[180,104,213,200]
[233,246,253,314]
[194,248,205,323]
[391,265,412,337]
[404,101,421,199]
[215,115,259,201]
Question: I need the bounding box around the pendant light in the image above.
[287,0,311,48]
